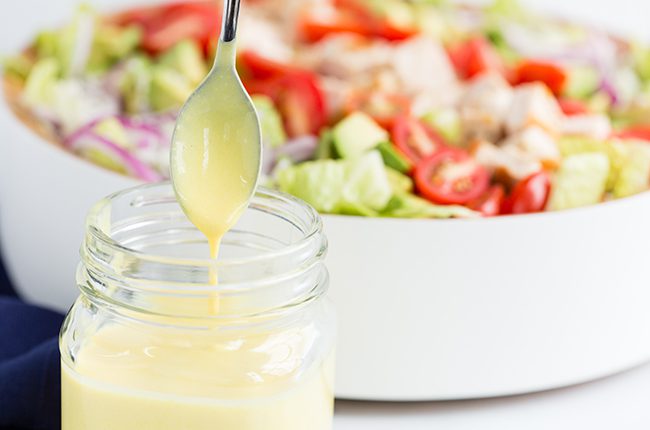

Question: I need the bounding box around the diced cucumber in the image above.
[376,141,412,173]
[315,128,336,159]
[613,141,650,198]
[252,95,286,148]
[120,56,153,114]
[93,117,130,148]
[332,112,389,159]
[563,66,600,100]
[35,30,59,58]
[546,153,610,210]
[88,25,142,74]
[386,167,414,193]
[149,66,194,112]
[422,108,461,146]
[557,136,627,191]
[22,58,60,108]
[158,40,208,86]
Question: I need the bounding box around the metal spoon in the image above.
[170,0,262,259]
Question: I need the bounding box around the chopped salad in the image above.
[4,0,650,218]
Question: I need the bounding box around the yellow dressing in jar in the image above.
[61,185,336,430]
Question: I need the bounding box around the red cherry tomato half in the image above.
[113,1,220,55]
[391,116,447,165]
[501,171,551,214]
[415,150,490,205]
[446,37,505,80]
[515,60,567,96]
[239,52,327,137]
[333,0,417,40]
[238,51,309,80]
[297,0,415,42]
[297,3,370,42]
[558,98,589,116]
[246,73,327,137]
[613,126,650,141]
[468,185,505,217]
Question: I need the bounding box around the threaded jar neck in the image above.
[79,183,328,322]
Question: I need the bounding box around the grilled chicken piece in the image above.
[459,73,514,144]
[238,13,294,62]
[505,82,563,134]
[392,35,461,113]
[561,113,612,140]
[471,140,542,181]
[500,126,561,169]
[298,34,392,79]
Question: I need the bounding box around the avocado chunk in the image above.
[252,95,286,148]
[332,112,389,159]
[376,141,412,173]
[149,66,194,112]
[546,153,610,211]
[158,40,208,86]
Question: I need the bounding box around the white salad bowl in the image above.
[3,0,650,402]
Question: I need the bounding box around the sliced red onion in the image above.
[117,115,165,138]
[599,78,619,105]
[261,135,318,174]
[502,24,618,69]
[276,135,319,161]
[67,129,162,182]
[63,116,108,149]
[262,146,276,175]
[102,61,129,96]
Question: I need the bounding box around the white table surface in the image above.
[3,0,650,428]
[334,361,650,429]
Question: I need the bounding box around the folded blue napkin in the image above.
[1,275,64,430]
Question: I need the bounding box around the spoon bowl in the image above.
[169,0,262,257]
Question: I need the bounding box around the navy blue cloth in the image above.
[0,289,64,430]
[0,254,15,297]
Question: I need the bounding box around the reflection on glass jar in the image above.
[60,183,336,430]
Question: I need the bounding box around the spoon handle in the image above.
[220,0,241,42]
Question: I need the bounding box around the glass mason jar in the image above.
[60,183,336,430]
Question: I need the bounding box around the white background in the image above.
[2,0,650,428]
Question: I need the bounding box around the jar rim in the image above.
[86,182,323,270]
[79,182,328,319]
